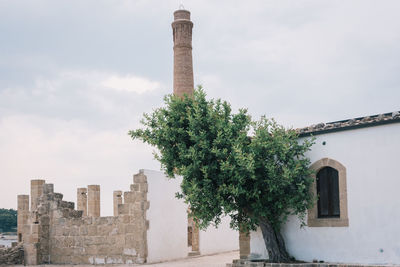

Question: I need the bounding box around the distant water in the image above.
[0,236,17,248]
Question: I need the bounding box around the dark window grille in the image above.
[317,166,340,218]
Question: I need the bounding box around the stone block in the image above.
[71,218,83,226]
[88,225,97,236]
[50,254,63,263]
[60,201,75,209]
[136,256,146,264]
[124,192,136,203]
[88,185,101,217]
[54,193,63,200]
[133,172,147,183]
[73,236,84,247]
[91,217,100,224]
[98,224,112,235]
[22,224,31,234]
[123,248,137,256]
[40,225,50,236]
[107,246,124,256]
[54,225,63,236]
[137,244,147,258]
[83,216,93,224]
[118,204,130,214]
[121,214,130,223]
[135,201,146,211]
[79,225,88,235]
[57,217,67,226]
[70,225,80,236]
[98,245,111,255]
[85,245,98,255]
[106,256,124,264]
[130,184,139,192]
[93,236,106,245]
[133,209,145,219]
[63,236,74,247]
[98,217,108,224]
[52,237,63,248]
[37,204,48,215]
[116,223,124,234]
[61,247,73,256]
[107,235,116,245]
[139,183,148,193]
[62,208,71,218]
[125,234,136,247]
[107,216,117,225]
[59,255,72,264]
[31,224,39,235]
[43,183,54,194]
[62,226,70,236]
[110,226,118,235]
[28,234,39,243]
[115,235,125,247]
[70,254,89,264]
[135,191,147,201]
[124,224,135,234]
[93,257,106,264]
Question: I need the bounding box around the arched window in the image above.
[317,167,340,218]
[308,158,348,227]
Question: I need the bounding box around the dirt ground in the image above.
[21,250,238,267]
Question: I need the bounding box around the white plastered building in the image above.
[249,111,400,265]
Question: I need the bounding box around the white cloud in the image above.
[101,74,161,94]
[0,114,160,215]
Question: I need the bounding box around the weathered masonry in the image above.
[18,173,149,265]
[17,170,238,265]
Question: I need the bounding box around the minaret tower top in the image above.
[172,8,194,97]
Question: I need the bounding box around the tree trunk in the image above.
[259,218,291,263]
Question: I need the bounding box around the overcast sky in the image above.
[1,0,399,215]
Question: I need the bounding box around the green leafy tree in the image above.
[129,88,315,262]
[0,209,17,233]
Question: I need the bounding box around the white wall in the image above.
[145,169,239,263]
[250,123,400,264]
[199,216,239,255]
[145,169,188,263]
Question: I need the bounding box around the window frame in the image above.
[308,158,349,227]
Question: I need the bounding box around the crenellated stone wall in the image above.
[18,171,150,265]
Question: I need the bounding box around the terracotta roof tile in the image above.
[297,111,400,136]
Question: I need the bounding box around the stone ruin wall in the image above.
[17,171,150,265]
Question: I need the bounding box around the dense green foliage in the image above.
[0,209,17,233]
[129,88,314,233]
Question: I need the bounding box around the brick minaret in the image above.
[172,8,194,97]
